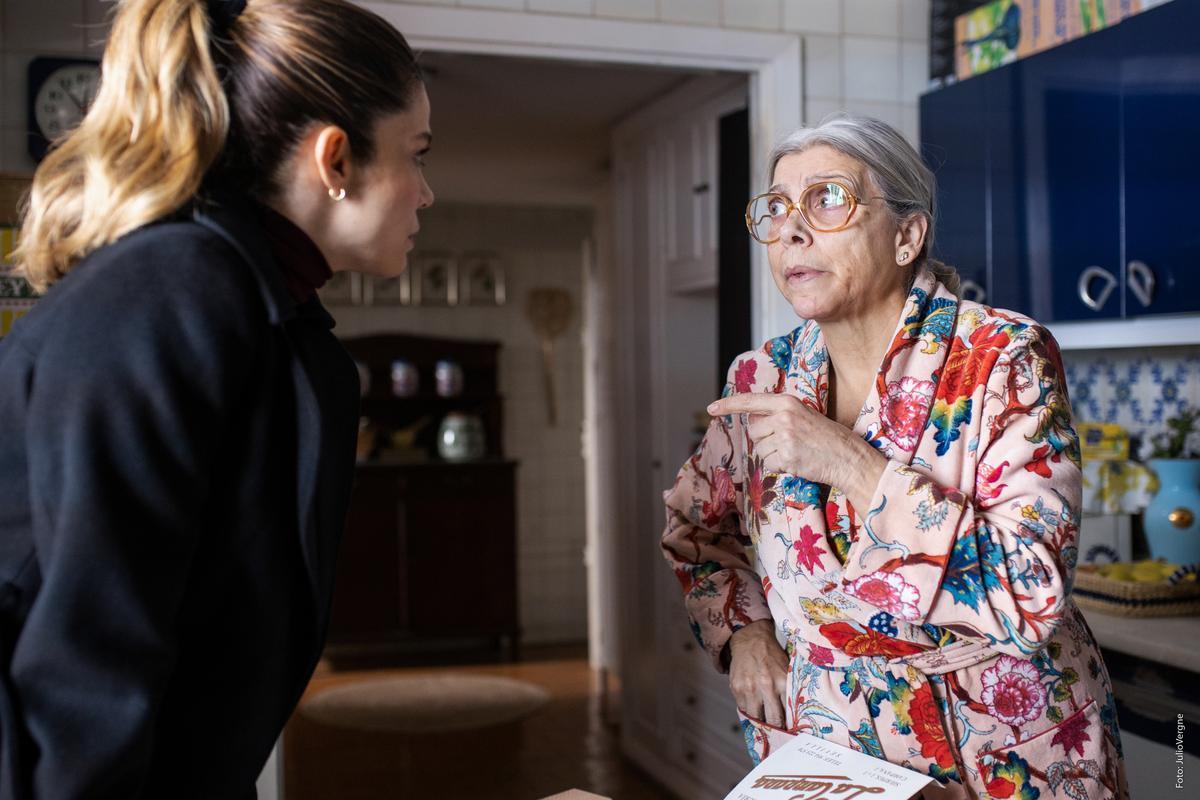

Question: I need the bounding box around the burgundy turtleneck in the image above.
[257,204,334,304]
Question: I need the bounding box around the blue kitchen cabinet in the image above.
[997,20,1124,322]
[919,75,990,305]
[921,0,1200,324]
[1119,0,1200,317]
[983,63,1032,318]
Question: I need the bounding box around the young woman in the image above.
[0,0,433,795]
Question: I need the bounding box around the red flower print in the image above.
[734,358,757,393]
[845,571,922,621]
[746,462,777,528]
[880,377,935,450]
[792,525,827,573]
[909,683,956,770]
[818,622,927,658]
[985,775,1016,798]
[702,466,736,527]
[1024,444,1061,478]
[976,460,1010,502]
[980,655,1047,726]
[807,643,834,667]
[934,323,1010,406]
[824,499,840,530]
[1050,708,1093,757]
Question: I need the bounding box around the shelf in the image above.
[1047,314,1200,351]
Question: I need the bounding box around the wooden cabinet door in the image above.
[401,465,518,635]
[327,469,405,641]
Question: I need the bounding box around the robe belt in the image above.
[785,627,1001,681]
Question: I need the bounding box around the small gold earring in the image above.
[328,187,346,202]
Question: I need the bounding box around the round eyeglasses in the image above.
[745,181,885,243]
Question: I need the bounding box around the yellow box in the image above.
[1079,422,1130,462]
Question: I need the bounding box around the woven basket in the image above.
[1073,565,1200,617]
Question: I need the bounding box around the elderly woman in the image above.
[662,115,1127,800]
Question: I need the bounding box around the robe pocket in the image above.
[975,699,1111,800]
[735,708,798,765]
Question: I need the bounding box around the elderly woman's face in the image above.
[767,145,906,323]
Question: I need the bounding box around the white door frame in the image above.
[364,1,802,343]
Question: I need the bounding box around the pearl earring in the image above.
[328,187,346,202]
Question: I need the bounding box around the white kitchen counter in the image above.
[1079,606,1200,673]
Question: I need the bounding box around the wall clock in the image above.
[27,57,102,162]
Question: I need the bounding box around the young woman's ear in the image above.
[312,125,352,200]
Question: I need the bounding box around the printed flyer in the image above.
[725,732,934,800]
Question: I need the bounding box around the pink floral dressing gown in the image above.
[662,270,1128,800]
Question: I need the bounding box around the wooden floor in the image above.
[283,650,676,800]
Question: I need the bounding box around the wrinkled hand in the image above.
[728,620,790,728]
[708,392,887,513]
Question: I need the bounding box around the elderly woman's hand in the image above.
[707,393,887,513]
[728,620,790,728]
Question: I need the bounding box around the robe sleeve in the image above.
[839,326,1082,657]
[662,364,773,672]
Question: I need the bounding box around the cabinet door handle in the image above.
[959,279,987,304]
[1127,260,1156,308]
[1077,266,1118,312]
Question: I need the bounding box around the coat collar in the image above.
[191,194,336,331]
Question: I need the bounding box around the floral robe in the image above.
[662,270,1128,800]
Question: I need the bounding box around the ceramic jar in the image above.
[437,413,485,461]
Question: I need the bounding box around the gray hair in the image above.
[767,113,960,296]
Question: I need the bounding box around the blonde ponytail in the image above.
[16,0,228,292]
[17,0,423,293]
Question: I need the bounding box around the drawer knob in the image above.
[685,694,697,707]
[684,750,697,764]
[1169,507,1195,529]
[683,641,695,652]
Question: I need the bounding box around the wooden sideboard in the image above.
[325,334,519,662]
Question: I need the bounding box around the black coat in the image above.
[0,199,360,798]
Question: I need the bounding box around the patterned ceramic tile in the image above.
[1063,347,1200,440]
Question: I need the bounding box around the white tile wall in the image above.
[901,40,930,100]
[842,36,901,102]
[332,203,593,645]
[722,0,783,31]
[659,0,720,26]
[803,34,842,100]
[4,0,85,52]
[594,0,656,20]
[842,0,900,37]
[783,0,841,34]
[526,0,595,15]
[459,0,526,9]
[804,96,844,126]
[900,0,929,40]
